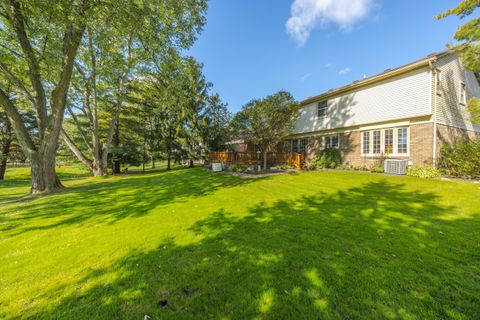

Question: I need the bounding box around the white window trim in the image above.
[323,134,340,149]
[361,131,370,155]
[317,101,328,118]
[361,127,410,157]
[459,81,467,105]
[291,138,307,153]
[436,71,442,96]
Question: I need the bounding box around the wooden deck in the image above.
[208,152,305,169]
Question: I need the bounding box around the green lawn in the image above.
[1,167,479,319]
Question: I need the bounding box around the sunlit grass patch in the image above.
[1,167,479,319]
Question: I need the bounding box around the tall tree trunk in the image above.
[166,127,172,171]
[0,137,12,180]
[113,118,120,174]
[29,150,62,194]
[263,150,268,171]
[189,159,194,168]
[0,112,12,180]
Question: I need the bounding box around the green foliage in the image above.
[231,91,299,169]
[467,97,480,124]
[353,165,369,171]
[272,164,292,170]
[440,138,480,178]
[370,165,384,174]
[406,166,441,179]
[230,163,246,173]
[310,148,341,169]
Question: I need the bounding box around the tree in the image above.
[232,91,299,170]
[60,1,207,177]
[0,0,89,192]
[437,0,480,123]
[200,93,231,152]
[0,111,12,180]
[0,0,208,192]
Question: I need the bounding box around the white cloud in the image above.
[300,73,312,81]
[324,63,332,68]
[286,0,374,45]
[338,67,352,75]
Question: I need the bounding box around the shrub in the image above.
[406,166,441,179]
[310,148,341,170]
[337,164,353,170]
[230,163,246,173]
[440,139,480,178]
[272,164,292,170]
[370,165,384,173]
[353,165,369,171]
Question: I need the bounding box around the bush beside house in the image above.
[309,148,341,169]
[440,139,480,179]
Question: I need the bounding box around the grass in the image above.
[1,166,479,319]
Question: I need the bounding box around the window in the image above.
[362,131,370,154]
[317,101,328,118]
[397,128,408,154]
[324,135,339,149]
[436,71,442,95]
[292,139,307,153]
[460,82,467,104]
[373,131,381,154]
[292,139,298,153]
[361,127,409,156]
[384,129,393,154]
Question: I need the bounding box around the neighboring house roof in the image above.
[300,50,451,107]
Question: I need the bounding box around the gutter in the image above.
[429,60,438,167]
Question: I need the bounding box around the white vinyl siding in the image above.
[434,53,480,132]
[294,68,432,134]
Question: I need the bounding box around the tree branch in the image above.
[65,104,93,153]
[8,0,48,134]
[61,128,92,167]
[0,61,35,104]
[0,87,36,153]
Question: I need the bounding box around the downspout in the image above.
[429,61,438,167]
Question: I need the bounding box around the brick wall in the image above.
[303,123,438,167]
[410,123,434,165]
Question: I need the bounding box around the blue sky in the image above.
[189,0,464,113]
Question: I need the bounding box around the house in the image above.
[289,50,480,167]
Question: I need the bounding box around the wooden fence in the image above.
[208,151,305,169]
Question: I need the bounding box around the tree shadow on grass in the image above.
[21,180,480,319]
[0,168,258,236]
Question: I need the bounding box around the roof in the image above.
[300,50,451,107]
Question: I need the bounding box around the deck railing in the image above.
[208,151,305,169]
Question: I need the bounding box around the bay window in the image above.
[361,127,409,156]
